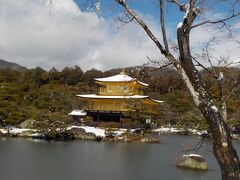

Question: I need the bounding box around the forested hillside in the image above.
[0,59,27,71]
[0,65,239,129]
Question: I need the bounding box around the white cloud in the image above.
[234,22,240,29]
[0,0,160,71]
[0,0,238,71]
[190,23,240,66]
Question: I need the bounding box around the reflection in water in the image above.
[0,135,238,180]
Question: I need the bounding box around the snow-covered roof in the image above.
[68,110,87,116]
[77,94,163,103]
[77,94,149,99]
[151,99,164,103]
[95,73,148,86]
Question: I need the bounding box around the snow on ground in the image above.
[152,127,170,133]
[111,129,127,136]
[0,126,127,138]
[187,128,198,134]
[171,128,184,133]
[0,125,208,138]
[0,129,8,134]
[67,126,106,137]
[152,127,183,133]
[152,127,208,136]
[0,128,36,134]
[67,126,127,137]
[9,128,36,134]
[197,130,208,136]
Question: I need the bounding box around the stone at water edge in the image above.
[44,130,74,141]
[140,136,160,143]
[176,154,208,171]
[19,119,36,129]
[68,128,97,140]
[69,128,86,139]
[84,132,96,140]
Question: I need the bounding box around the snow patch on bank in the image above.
[67,126,106,137]
[10,128,34,134]
[152,127,208,136]
[67,126,128,137]
[111,129,127,136]
[152,127,183,133]
[0,129,8,134]
[0,127,36,134]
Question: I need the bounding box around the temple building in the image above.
[69,71,163,122]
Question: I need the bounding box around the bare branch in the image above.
[117,14,134,23]
[191,55,218,79]
[157,62,173,69]
[146,63,173,73]
[167,0,185,11]
[145,56,173,71]
[202,41,218,75]
[160,0,169,52]
[228,82,240,98]
[225,61,240,67]
[115,0,180,67]
[200,41,229,121]
[191,10,240,29]
[182,139,204,152]
[116,1,166,53]
[44,0,54,15]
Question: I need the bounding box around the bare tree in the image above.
[114,0,240,179]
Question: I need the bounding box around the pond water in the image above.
[0,135,240,180]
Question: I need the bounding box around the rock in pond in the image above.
[69,128,98,141]
[140,136,160,143]
[84,132,97,140]
[110,133,160,143]
[69,128,87,139]
[0,131,4,137]
[176,154,208,171]
[44,130,74,141]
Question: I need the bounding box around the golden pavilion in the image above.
[70,71,162,122]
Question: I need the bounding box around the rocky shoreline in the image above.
[0,126,160,143]
[1,125,239,143]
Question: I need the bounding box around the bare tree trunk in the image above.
[217,77,227,121]
[177,20,240,180]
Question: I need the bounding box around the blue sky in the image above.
[0,0,239,70]
[73,0,239,28]
[74,0,182,29]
